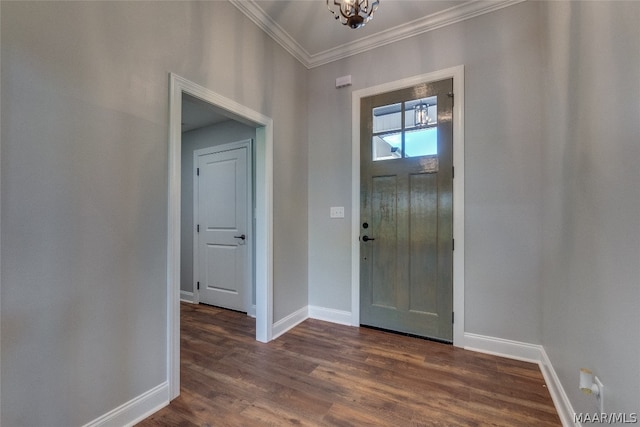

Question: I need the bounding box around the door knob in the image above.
[234,234,246,240]
[362,235,375,242]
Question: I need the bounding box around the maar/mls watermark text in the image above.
[574,412,638,424]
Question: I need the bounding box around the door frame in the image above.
[192,140,253,312]
[168,73,274,400]
[351,66,465,347]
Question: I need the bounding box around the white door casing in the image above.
[194,141,251,312]
[168,73,274,400]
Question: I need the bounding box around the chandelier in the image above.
[327,0,379,29]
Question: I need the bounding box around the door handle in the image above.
[234,234,246,240]
[362,235,375,242]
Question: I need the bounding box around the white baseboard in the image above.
[308,305,353,326]
[180,290,194,303]
[539,348,578,427]
[464,332,543,363]
[271,305,352,341]
[180,294,253,317]
[247,304,256,318]
[464,333,575,427]
[272,305,309,340]
[82,381,169,427]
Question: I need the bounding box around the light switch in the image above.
[330,206,345,218]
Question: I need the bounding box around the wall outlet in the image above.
[330,206,345,218]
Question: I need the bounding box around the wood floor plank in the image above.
[137,303,561,426]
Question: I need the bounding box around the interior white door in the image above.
[195,141,250,312]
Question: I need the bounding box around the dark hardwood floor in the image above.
[137,302,560,426]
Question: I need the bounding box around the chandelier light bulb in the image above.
[415,103,432,127]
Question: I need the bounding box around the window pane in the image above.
[373,133,402,161]
[405,97,437,129]
[405,128,437,157]
[373,103,401,133]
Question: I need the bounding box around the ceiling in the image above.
[181,94,232,133]
[230,0,523,68]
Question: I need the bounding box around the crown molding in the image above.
[231,0,526,69]
[229,0,312,67]
[309,0,526,68]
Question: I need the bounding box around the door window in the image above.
[372,96,438,161]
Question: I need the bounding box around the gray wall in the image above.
[1,2,307,426]
[307,3,640,417]
[2,0,638,425]
[307,1,640,417]
[180,120,256,296]
[307,1,545,344]
[541,1,640,417]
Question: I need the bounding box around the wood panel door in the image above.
[360,79,454,342]
[195,141,250,312]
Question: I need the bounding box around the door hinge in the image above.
[452,166,455,179]
[197,281,200,290]
[452,312,455,324]
[452,238,455,251]
[196,167,200,176]
[197,224,200,233]
[448,92,454,106]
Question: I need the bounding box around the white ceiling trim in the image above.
[230,0,525,69]
[229,0,312,67]
[309,0,526,68]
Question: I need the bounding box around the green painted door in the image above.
[360,78,454,342]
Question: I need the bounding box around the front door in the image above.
[195,140,250,312]
[360,79,454,342]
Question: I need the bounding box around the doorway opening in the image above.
[182,95,254,315]
[168,74,274,400]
